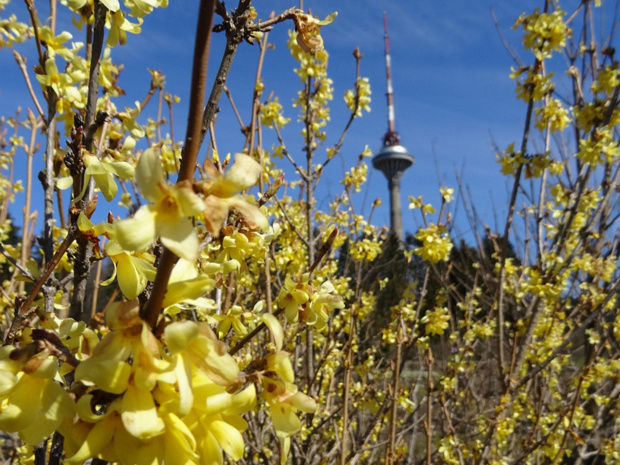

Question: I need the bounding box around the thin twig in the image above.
[0,243,35,282]
[12,50,45,120]
[4,224,78,346]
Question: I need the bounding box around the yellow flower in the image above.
[440,186,455,203]
[213,305,249,338]
[260,352,316,438]
[123,0,168,18]
[292,11,337,53]
[106,9,143,47]
[0,345,75,445]
[513,8,567,60]
[277,274,310,323]
[114,146,204,260]
[179,370,255,465]
[117,101,145,139]
[35,58,72,96]
[161,258,214,310]
[77,153,135,202]
[64,302,248,465]
[260,97,290,128]
[75,300,166,394]
[576,127,620,166]
[306,280,344,330]
[414,223,453,263]
[102,239,156,300]
[344,76,371,117]
[535,98,571,132]
[36,26,72,58]
[199,153,267,236]
[422,307,451,336]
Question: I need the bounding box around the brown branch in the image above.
[199,0,253,148]
[142,0,217,329]
[4,224,78,346]
[246,25,272,153]
[424,348,434,465]
[31,328,80,367]
[340,310,356,465]
[23,0,45,66]
[385,319,403,465]
[69,0,107,322]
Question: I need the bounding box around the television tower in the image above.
[372,12,414,242]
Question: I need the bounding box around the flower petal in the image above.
[174,181,205,217]
[100,0,120,11]
[225,154,261,191]
[271,403,301,438]
[164,321,199,354]
[135,147,163,203]
[210,419,245,460]
[158,216,199,261]
[116,253,143,300]
[65,415,117,465]
[262,313,284,352]
[121,384,165,439]
[115,205,157,252]
[163,275,212,309]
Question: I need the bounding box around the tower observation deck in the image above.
[372,12,414,242]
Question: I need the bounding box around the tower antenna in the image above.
[383,12,400,146]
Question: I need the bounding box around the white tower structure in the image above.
[372,12,414,241]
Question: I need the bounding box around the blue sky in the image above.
[0,0,595,242]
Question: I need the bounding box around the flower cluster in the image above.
[277,273,344,330]
[513,8,567,60]
[414,223,453,263]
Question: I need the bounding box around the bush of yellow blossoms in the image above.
[0,0,620,465]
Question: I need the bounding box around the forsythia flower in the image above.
[199,153,268,236]
[292,10,337,53]
[0,345,75,444]
[213,305,249,338]
[102,239,157,300]
[114,146,204,260]
[440,186,455,203]
[64,301,249,465]
[576,127,620,166]
[511,67,555,102]
[277,274,310,323]
[591,65,620,95]
[414,223,453,263]
[277,274,343,329]
[513,8,567,60]
[35,58,73,96]
[117,101,145,139]
[260,98,290,129]
[107,9,143,47]
[422,307,451,336]
[535,98,572,132]
[408,195,435,213]
[344,76,371,117]
[58,153,135,202]
[260,351,316,436]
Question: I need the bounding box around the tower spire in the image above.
[383,11,400,146]
[372,12,415,241]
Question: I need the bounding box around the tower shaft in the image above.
[388,174,405,241]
